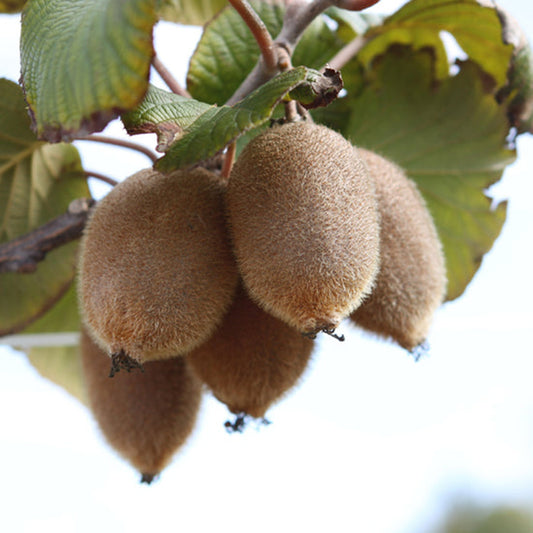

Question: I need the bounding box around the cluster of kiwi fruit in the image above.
[77,118,446,483]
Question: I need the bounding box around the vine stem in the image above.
[336,0,381,10]
[228,0,278,73]
[326,34,368,71]
[152,54,191,98]
[0,198,95,274]
[74,135,158,163]
[85,171,119,187]
[226,0,381,105]
[221,142,237,180]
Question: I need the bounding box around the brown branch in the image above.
[336,0,381,10]
[226,0,382,106]
[227,0,360,105]
[85,171,119,187]
[75,135,158,163]
[221,142,236,180]
[228,0,278,73]
[325,34,368,71]
[152,54,191,98]
[276,0,335,51]
[0,198,95,274]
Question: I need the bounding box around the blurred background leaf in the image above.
[428,502,533,533]
[19,284,86,405]
[0,79,89,335]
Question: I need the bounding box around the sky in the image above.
[1,1,533,532]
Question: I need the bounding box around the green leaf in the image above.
[0,0,25,13]
[156,0,226,25]
[187,1,284,104]
[342,48,515,301]
[359,0,513,85]
[0,79,90,335]
[156,66,315,171]
[186,1,342,105]
[23,282,80,334]
[20,0,158,142]
[122,84,212,151]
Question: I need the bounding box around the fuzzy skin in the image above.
[226,122,381,335]
[187,285,314,419]
[80,328,202,480]
[78,168,238,363]
[351,149,447,350]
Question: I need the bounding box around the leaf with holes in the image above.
[343,48,515,301]
[357,0,513,84]
[0,79,90,336]
[495,6,533,134]
[20,0,157,141]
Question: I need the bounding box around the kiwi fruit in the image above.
[78,167,238,370]
[350,149,447,351]
[80,328,202,483]
[187,285,315,428]
[226,121,381,338]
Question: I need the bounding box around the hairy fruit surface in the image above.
[80,329,202,482]
[351,149,447,351]
[187,285,315,421]
[226,121,381,337]
[78,168,238,365]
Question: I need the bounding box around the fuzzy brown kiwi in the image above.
[187,285,314,429]
[78,167,238,369]
[226,121,381,338]
[80,328,202,483]
[350,149,447,351]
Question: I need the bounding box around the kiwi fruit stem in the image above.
[109,350,144,378]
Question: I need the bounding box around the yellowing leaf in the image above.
[0,79,89,335]
[344,48,515,300]
[20,0,157,141]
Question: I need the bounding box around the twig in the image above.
[337,0,381,10]
[284,100,299,121]
[227,0,373,105]
[0,198,95,274]
[228,0,278,73]
[152,54,191,98]
[75,135,158,163]
[276,0,335,51]
[221,142,236,180]
[326,34,368,71]
[85,171,119,187]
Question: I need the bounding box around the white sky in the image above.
[1,1,533,532]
